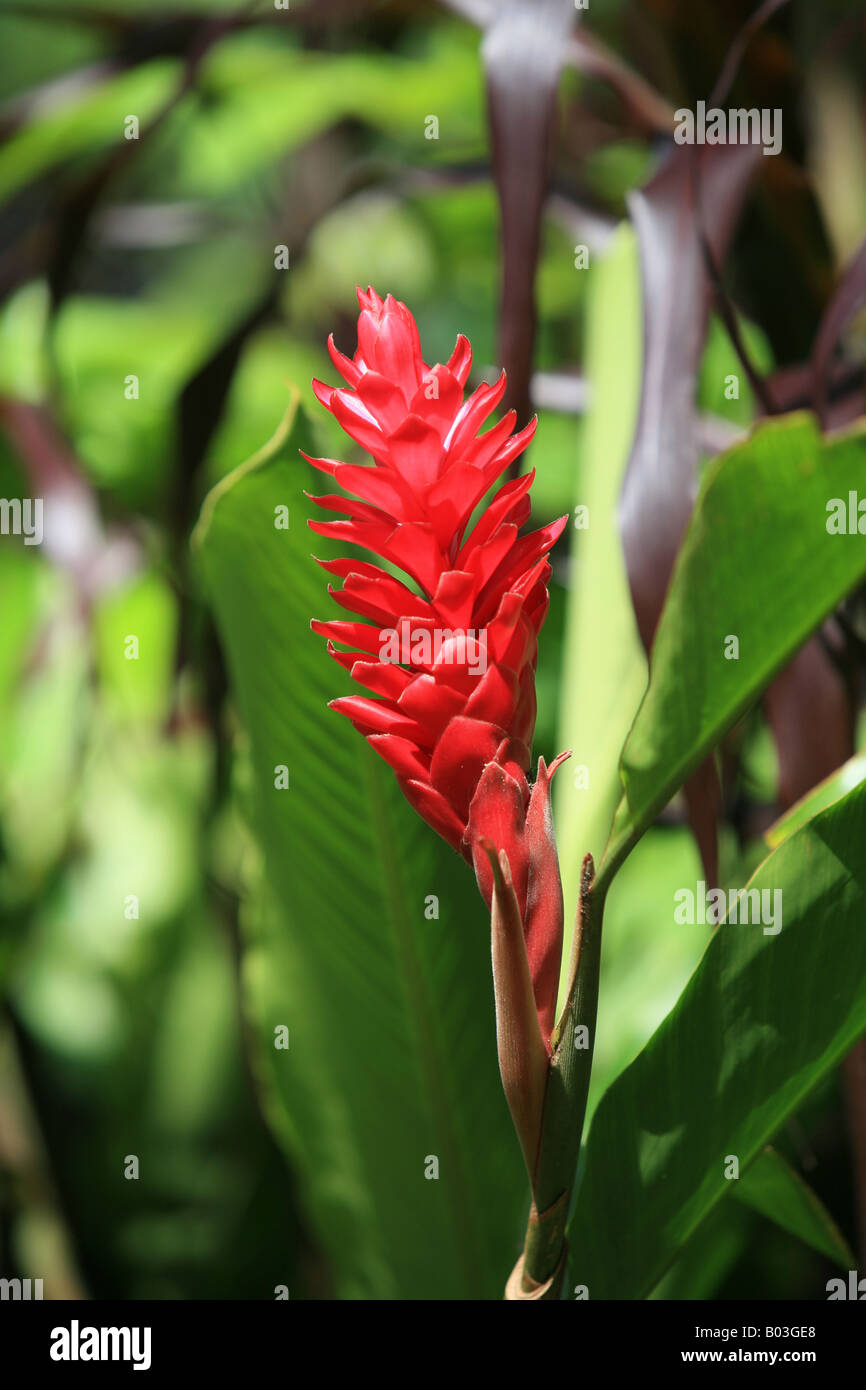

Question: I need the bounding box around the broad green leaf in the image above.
[195,393,526,1299]
[735,1146,855,1269]
[649,1199,750,1300]
[554,225,646,932]
[569,776,866,1298]
[551,231,708,1105]
[601,414,866,886]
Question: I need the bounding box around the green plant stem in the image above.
[514,854,606,1297]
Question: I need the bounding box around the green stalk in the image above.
[509,853,606,1298]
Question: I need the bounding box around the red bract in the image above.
[309,287,568,1044]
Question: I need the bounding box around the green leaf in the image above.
[568,776,866,1299]
[735,1146,855,1269]
[551,231,708,1109]
[176,34,484,197]
[10,729,296,1299]
[600,413,866,887]
[553,225,646,922]
[649,1199,750,1300]
[195,393,526,1299]
[1,579,89,885]
[93,571,177,726]
[584,827,706,1123]
[54,294,243,502]
[0,61,181,203]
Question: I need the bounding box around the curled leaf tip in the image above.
[498,847,513,887]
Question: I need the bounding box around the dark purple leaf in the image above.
[617,141,759,886]
[619,141,759,650]
[766,358,865,427]
[709,0,793,108]
[764,630,854,811]
[811,237,866,427]
[481,0,574,430]
[566,28,673,135]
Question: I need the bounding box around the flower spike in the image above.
[309,288,568,1050]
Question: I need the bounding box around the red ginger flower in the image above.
[308,287,568,1044]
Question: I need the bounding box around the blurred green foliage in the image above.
[0,0,863,1300]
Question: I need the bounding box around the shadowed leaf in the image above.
[571,775,866,1298]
